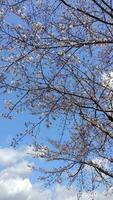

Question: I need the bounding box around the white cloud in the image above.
[54,185,113,200]
[102,71,113,89]
[26,145,49,158]
[0,145,36,166]
[0,147,113,200]
[0,147,51,200]
[0,177,31,200]
[0,177,51,200]
[0,160,33,179]
[0,147,26,166]
[55,185,77,200]
[92,157,109,170]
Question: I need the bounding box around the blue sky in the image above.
[0,0,113,199]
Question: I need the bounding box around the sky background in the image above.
[0,0,113,199]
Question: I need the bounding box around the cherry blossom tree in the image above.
[0,0,113,194]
